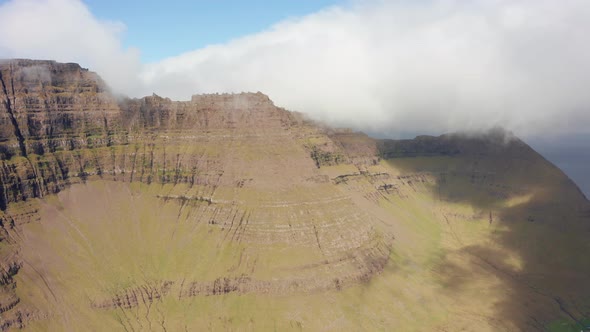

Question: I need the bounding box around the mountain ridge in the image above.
[0,59,589,331]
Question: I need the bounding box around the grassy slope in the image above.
[8,146,590,331]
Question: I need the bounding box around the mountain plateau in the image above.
[0,59,589,331]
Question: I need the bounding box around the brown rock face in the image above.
[0,59,120,156]
[0,60,302,209]
[0,60,123,209]
[0,60,391,330]
[0,60,589,331]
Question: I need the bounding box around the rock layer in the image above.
[0,60,589,331]
[0,60,394,330]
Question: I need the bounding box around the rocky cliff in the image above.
[0,60,589,331]
[0,60,301,209]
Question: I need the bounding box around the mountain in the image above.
[0,59,589,331]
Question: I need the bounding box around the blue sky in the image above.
[84,0,344,62]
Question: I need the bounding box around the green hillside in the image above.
[1,60,589,331]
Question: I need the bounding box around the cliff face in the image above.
[0,60,122,210]
[0,60,300,210]
[0,60,589,331]
[0,59,120,157]
[0,60,390,330]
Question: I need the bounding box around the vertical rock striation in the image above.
[0,59,588,331]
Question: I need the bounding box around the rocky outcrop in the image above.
[92,281,175,310]
[1,60,589,331]
[0,59,122,157]
[0,59,124,210]
[0,60,392,329]
[0,60,301,212]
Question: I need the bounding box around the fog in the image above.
[142,0,590,139]
[0,0,588,195]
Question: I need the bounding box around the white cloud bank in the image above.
[2,0,590,138]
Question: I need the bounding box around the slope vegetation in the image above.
[0,60,588,331]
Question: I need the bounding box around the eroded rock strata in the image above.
[0,60,589,331]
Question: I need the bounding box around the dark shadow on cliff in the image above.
[378,130,590,330]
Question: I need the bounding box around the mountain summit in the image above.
[0,60,589,331]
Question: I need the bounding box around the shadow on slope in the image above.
[379,130,590,331]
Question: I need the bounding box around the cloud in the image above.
[2,0,590,138]
[0,0,142,95]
